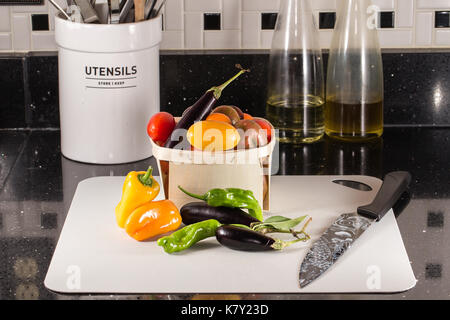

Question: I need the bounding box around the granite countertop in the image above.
[0,126,449,300]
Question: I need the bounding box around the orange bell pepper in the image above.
[124,200,181,241]
[115,167,160,228]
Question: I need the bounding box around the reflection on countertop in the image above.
[0,127,449,300]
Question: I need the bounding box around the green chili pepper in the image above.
[157,219,222,254]
[178,186,263,221]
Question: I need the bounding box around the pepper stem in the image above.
[207,64,250,100]
[138,166,154,187]
[178,185,207,201]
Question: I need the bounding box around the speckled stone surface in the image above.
[27,56,59,128]
[0,57,26,128]
[0,128,449,299]
[0,51,449,128]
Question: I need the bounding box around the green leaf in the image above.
[252,215,311,234]
[263,215,292,223]
[229,224,253,230]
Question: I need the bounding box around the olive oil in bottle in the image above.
[325,0,384,141]
[266,95,324,143]
[266,0,324,144]
[325,100,383,141]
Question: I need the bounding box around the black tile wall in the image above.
[27,55,59,128]
[0,52,450,129]
[319,12,336,29]
[31,14,49,31]
[203,13,221,30]
[261,13,278,30]
[435,11,450,28]
[379,12,395,28]
[0,57,25,128]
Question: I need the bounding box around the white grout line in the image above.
[1,0,450,51]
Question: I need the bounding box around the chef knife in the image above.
[299,171,412,288]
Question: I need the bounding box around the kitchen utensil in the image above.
[299,171,411,288]
[45,175,416,293]
[152,0,166,18]
[134,0,145,22]
[48,0,71,20]
[119,0,133,23]
[94,0,110,24]
[110,0,120,23]
[73,0,100,23]
[144,0,158,19]
[144,0,153,20]
[124,8,134,23]
[69,5,84,23]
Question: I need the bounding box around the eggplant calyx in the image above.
[207,64,250,100]
[271,236,310,251]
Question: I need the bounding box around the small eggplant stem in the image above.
[208,65,250,100]
[271,236,309,250]
[178,185,206,201]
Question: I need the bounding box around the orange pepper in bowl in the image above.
[124,200,181,241]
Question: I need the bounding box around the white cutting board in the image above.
[45,175,416,294]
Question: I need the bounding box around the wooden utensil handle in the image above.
[134,0,145,22]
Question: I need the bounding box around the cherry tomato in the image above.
[147,112,176,146]
[253,117,273,143]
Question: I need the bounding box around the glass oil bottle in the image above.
[325,0,384,141]
[266,0,325,143]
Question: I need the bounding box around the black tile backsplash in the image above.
[435,11,450,28]
[27,55,59,128]
[31,14,49,31]
[203,13,221,30]
[379,12,395,29]
[0,51,450,129]
[319,12,336,29]
[0,57,26,128]
[261,13,278,30]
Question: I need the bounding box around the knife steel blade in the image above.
[299,171,412,288]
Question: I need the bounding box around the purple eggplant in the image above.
[180,202,259,226]
[164,65,250,148]
[216,225,275,251]
[216,225,307,252]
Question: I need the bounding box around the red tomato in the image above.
[253,117,273,143]
[147,112,176,146]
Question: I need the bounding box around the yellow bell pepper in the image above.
[115,166,160,228]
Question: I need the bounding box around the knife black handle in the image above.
[357,171,412,221]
